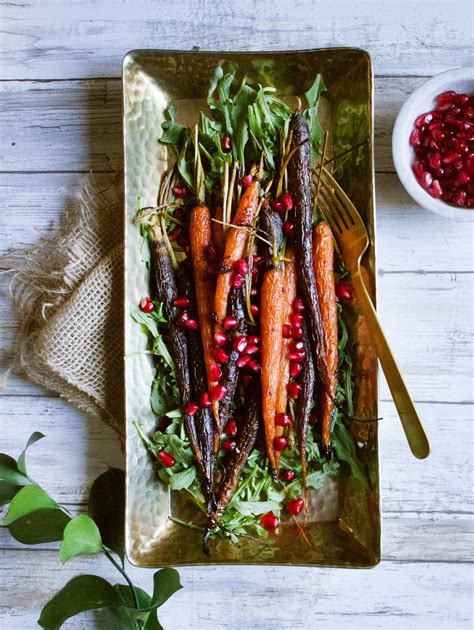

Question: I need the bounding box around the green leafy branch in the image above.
[0,434,182,629]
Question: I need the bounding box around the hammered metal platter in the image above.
[123,49,380,568]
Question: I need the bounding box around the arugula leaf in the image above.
[332,420,368,486]
[303,74,327,160]
[160,105,187,146]
[168,466,197,491]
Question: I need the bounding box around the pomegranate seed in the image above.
[243,345,259,356]
[172,186,188,198]
[335,280,352,302]
[431,128,445,142]
[287,381,301,399]
[222,316,238,330]
[270,199,284,213]
[261,512,280,531]
[225,420,238,437]
[457,171,470,185]
[231,272,245,288]
[412,161,424,179]
[409,128,421,147]
[292,327,303,339]
[282,324,293,338]
[200,392,212,408]
[288,350,306,361]
[221,439,236,453]
[185,402,199,416]
[289,340,304,352]
[250,287,258,296]
[236,354,251,368]
[443,150,461,165]
[453,190,467,206]
[273,436,287,451]
[281,192,294,210]
[211,384,228,402]
[429,153,442,170]
[233,335,248,353]
[214,330,227,346]
[250,304,259,316]
[457,94,469,104]
[289,313,303,327]
[212,347,228,363]
[240,174,253,187]
[209,362,222,380]
[415,112,433,128]
[292,296,305,312]
[437,100,454,112]
[233,259,249,276]
[140,297,155,313]
[287,497,304,516]
[252,255,263,266]
[280,469,296,482]
[179,310,190,323]
[275,413,292,427]
[173,296,190,308]
[158,450,175,468]
[429,180,443,199]
[436,90,456,103]
[247,335,260,345]
[221,135,232,153]
[420,171,433,189]
[247,360,261,373]
[283,221,294,237]
[185,319,198,330]
[289,361,303,378]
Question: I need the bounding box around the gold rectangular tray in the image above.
[123,48,380,568]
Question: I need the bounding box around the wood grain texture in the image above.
[0,551,472,629]
[0,77,437,173]
[0,0,471,80]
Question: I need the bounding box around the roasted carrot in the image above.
[214,179,259,325]
[260,253,296,474]
[190,204,219,420]
[313,222,338,455]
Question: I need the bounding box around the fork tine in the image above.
[319,180,352,231]
[317,188,347,237]
[320,167,366,230]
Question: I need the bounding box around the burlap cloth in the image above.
[1,174,125,441]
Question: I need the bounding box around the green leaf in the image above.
[149,568,183,610]
[304,74,326,108]
[8,508,70,544]
[104,585,157,630]
[332,421,368,486]
[0,480,21,505]
[59,515,103,564]
[17,431,45,474]
[38,575,121,630]
[232,500,280,516]
[169,466,196,491]
[130,305,160,337]
[88,468,125,559]
[0,453,30,486]
[3,485,57,525]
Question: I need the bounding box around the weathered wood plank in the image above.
[1,172,473,272]
[0,77,441,173]
[2,270,472,403]
[0,396,471,513]
[0,0,471,80]
[1,511,471,563]
[0,551,471,629]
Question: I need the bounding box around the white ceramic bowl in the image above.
[392,67,474,223]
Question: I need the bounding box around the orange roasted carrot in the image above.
[214,179,259,325]
[274,251,297,467]
[313,222,338,455]
[190,204,219,419]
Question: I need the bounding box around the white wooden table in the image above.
[0,2,473,628]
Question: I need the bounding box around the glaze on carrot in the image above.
[214,179,259,325]
[313,221,338,455]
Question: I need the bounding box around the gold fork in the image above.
[318,167,430,459]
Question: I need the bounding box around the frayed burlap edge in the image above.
[0,173,125,441]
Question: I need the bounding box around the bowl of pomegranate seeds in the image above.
[392,67,474,222]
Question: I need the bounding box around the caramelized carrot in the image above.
[261,253,296,474]
[190,205,218,419]
[214,179,259,325]
[313,222,338,455]
[274,252,297,467]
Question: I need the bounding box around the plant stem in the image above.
[103,547,140,610]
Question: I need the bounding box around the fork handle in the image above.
[351,269,430,459]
